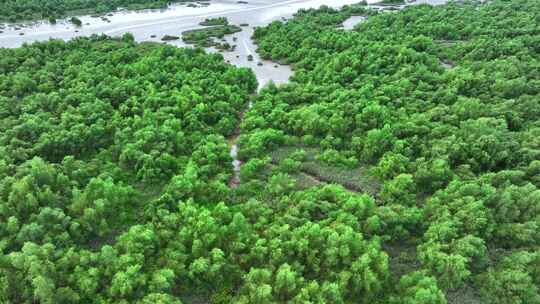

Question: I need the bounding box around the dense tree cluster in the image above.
[1,0,539,303]
[0,34,258,302]
[245,0,540,302]
[182,25,242,48]
[0,0,185,22]
[200,17,229,26]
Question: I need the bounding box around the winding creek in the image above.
[0,0,446,187]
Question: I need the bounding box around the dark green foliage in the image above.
[0,0,185,22]
[161,35,180,41]
[377,0,405,6]
[477,251,540,304]
[0,34,257,302]
[70,16,82,26]
[200,17,229,26]
[1,0,540,303]
[182,25,242,48]
[249,0,540,302]
[390,271,447,304]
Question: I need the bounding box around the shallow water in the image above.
[342,15,366,29]
[229,143,242,187]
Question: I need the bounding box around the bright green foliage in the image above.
[0,0,186,22]
[139,293,183,304]
[250,0,540,301]
[200,17,230,26]
[380,173,416,206]
[0,34,256,302]
[2,0,540,303]
[390,271,447,304]
[478,251,540,304]
[182,25,242,48]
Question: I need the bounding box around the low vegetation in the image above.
[161,34,180,41]
[70,16,82,26]
[247,1,540,302]
[182,25,242,48]
[0,0,189,22]
[0,0,539,303]
[376,0,406,6]
[199,17,229,26]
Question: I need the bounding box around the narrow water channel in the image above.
[228,100,253,188]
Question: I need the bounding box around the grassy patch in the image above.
[161,34,180,41]
[446,285,483,304]
[199,17,228,26]
[270,146,380,196]
[182,25,242,48]
[268,163,324,190]
[0,0,189,23]
[383,242,420,278]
